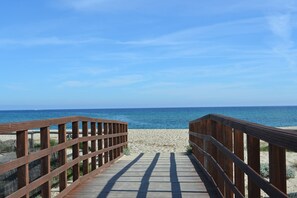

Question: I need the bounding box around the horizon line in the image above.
[1,104,297,111]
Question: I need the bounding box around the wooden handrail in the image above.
[189,114,297,198]
[0,116,128,198]
[0,116,127,133]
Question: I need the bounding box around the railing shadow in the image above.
[136,153,160,198]
[97,153,144,198]
[188,153,221,198]
[170,152,182,198]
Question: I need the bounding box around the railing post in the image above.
[30,131,34,150]
[118,124,121,156]
[123,124,129,148]
[203,119,209,169]
[98,122,103,167]
[58,124,67,192]
[269,144,287,194]
[72,121,80,181]
[40,127,51,198]
[234,129,245,197]
[113,123,117,158]
[195,122,203,163]
[91,122,97,171]
[16,130,29,198]
[109,123,113,161]
[82,121,89,175]
[210,120,218,186]
[104,123,109,163]
[247,134,260,198]
[224,126,234,198]
[216,123,225,195]
[119,124,123,153]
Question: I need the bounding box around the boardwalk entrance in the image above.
[66,153,217,198]
[2,114,296,197]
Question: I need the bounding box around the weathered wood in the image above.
[192,114,292,197]
[98,122,103,166]
[209,120,218,188]
[109,123,113,161]
[91,122,97,171]
[104,123,109,164]
[234,129,245,197]
[58,124,67,192]
[0,116,128,198]
[112,123,116,158]
[223,126,233,198]
[72,121,80,181]
[189,132,286,197]
[190,140,243,197]
[190,114,297,152]
[40,127,51,198]
[247,134,260,198]
[82,121,89,175]
[269,144,287,194]
[118,124,122,154]
[66,153,213,198]
[216,123,225,195]
[16,130,29,198]
[206,120,214,177]
[0,116,127,133]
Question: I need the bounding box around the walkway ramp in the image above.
[66,153,217,198]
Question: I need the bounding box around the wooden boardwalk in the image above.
[66,153,218,198]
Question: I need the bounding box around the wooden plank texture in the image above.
[16,130,29,198]
[40,127,51,198]
[269,144,287,194]
[65,153,214,198]
[58,124,67,192]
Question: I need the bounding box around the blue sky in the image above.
[0,0,297,110]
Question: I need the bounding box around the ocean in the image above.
[0,106,297,129]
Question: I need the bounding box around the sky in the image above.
[0,0,297,110]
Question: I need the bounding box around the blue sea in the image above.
[0,106,297,129]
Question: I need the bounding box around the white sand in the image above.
[128,129,189,153]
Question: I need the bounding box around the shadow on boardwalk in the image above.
[66,153,219,198]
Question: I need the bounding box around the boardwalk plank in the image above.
[66,153,218,198]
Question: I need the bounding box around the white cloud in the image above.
[2,83,28,91]
[57,0,137,12]
[59,80,90,88]
[118,17,267,47]
[0,37,109,46]
[62,0,107,10]
[103,75,144,87]
[59,74,145,88]
[267,14,293,41]
[267,13,297,69]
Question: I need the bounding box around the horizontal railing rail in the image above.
[189,114,297,198]
[0,116,128,198]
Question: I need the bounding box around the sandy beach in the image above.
[128,129,189,153]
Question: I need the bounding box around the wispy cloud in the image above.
[267,13,297,69]
[59,74,145,88]
[268,14,293,43]
[0,37,109,46]
[2,83,28,91]
[58,0,108,10]
[59,80,90,88]
[118,17,267,47]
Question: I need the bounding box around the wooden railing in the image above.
[189,114,297,198]
[0,116,128,198]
